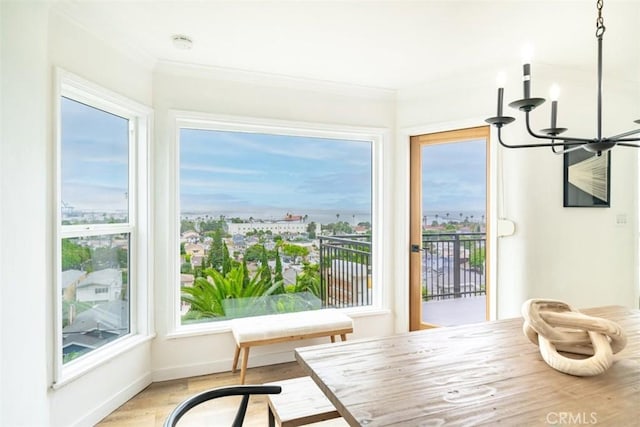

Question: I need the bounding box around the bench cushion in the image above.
[231,309,353,344]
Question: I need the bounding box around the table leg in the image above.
[340,334,347,341]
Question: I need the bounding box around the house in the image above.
[1,2,638,426]
[75,269,123,303]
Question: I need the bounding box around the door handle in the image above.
[411,244,421,253]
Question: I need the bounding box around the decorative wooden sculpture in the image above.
[521,299,627,376]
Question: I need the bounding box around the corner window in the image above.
[175,115,382,327]
[55,71,151,384]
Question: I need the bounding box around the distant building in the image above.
[227,221,310,235]
[76,268,123,303]
[181,231,200,243]
[184,243,205,257]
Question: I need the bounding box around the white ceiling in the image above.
[52,0,640,90]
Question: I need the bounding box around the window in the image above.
[54,71,151,384]
[174,114,383,327]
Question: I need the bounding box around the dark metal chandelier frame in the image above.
[485,0,640,156]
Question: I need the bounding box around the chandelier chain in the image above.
[596,0,605,38]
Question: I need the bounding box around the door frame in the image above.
[409,125,491,331]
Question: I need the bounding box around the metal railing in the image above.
[422,232,485,300]
[319,235,372,308]
[317,232,486,306]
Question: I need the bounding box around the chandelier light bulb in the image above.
[521,44,534,65]
[496,71,507,88]
[550,84,560,101]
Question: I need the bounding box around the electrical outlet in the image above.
[615,213,627,226]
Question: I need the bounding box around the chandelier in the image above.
[485,0,640,155]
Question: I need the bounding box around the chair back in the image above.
[164,384,282,427]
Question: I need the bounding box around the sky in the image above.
[61,97,129,217]
[422,139,486,214]
[179,128,372,221]
[60,96,485,223]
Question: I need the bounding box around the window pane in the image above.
[179,128,373,324]
[60,96,129,225]
[61,233,130,363]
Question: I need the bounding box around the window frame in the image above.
[169,111,388,335]
[53,69,153,387]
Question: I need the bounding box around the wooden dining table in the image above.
[295,305,640,426]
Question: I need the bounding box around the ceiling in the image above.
[52,0,640,90]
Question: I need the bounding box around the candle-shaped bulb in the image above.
[550,84,560,101]
[496,71,506,88]
[550,84,560,129]
[521,44,533,99]
[521,44,534,65]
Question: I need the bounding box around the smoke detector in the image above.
[172,34,193,50]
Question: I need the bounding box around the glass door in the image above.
[409,126,490,330]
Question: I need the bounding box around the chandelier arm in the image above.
[553,144,588,155]
[524,113,590,145]
[497,126,585,150]
[616,142,640,148]
[608,128,640,140]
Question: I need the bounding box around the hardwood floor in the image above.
[97,362,347,426]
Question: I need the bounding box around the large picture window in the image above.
[55,71,151,384]
[176,117,381,326]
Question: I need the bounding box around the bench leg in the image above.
[232,344,240,373]
[340,334,347,341]
[268,404,276,427]
[330,335,335,343]
[240,347,250,385]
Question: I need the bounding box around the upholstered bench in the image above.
[266,376,342,427]
[230,309,353,384]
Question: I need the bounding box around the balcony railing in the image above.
[319,235,372,308]
[422,232,486,300]
[318,232,486,307]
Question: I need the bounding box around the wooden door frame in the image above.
[409,125,491,331]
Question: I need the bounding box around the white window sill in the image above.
[52,333,155,390]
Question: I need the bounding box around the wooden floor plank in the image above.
[97,362,345,426]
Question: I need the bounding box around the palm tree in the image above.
[435,214,439,224]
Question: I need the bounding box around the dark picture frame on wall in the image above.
[563,149,610,207]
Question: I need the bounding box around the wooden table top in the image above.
[295,305,640,426]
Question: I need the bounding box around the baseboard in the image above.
[152,350,295,382]
[70,371,153,427]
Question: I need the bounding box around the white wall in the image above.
[151,64,397,381]
[1,2,50,425]
[46,9,155,427]
[396,63,640,321]
[1,4,156,426]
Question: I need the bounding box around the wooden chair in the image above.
[163,385,282,427]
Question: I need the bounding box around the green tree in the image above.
[274,249,283,283]
[207,229,224,271]
[306,221,317,239]
[291,262,321,297]
[222,242,232,275]
[260,246,272,284]
[469,247,485,274]
[61,239,91,270]
[244,244,265,262]
[281,243,309,259]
